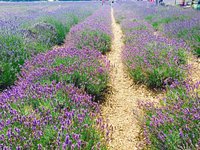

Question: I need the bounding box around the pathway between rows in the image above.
[102,8,140,149]
[101,8,161,150]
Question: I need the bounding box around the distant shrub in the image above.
[65,14,79,33]
[145,15,188,31]
[42,15,80,45]
[115,16,126,24]
[0,34,26,89]
[22,22,57,53]
[177,27,200,57]
[44,17,67,45]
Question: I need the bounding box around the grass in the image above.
[128,25,147,31]
[145,15,157,22]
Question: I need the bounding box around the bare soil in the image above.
[188,54,200,83]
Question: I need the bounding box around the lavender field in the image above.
[0,1,199,150]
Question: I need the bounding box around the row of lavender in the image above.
[114,2,199,149]
[114,2,189,88]
[0,2,99,90]
[0,5,112,149]
[126,1,200,56]
[149,5,200,56]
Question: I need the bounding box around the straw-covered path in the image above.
[101,8,161,150]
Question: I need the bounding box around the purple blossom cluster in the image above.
[0,3,111,149]
[139,81,200,149]
[17,47,109,96]
[114,3,189,88]
[65,6,112,54]
[0,82,109,149]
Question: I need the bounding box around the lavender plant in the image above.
[125,40,187,88]
[176,26,200,56]
[18,47,109,96]
[0,34,26,89]
[139,81,200,149]
[76,30,111,54]
[65,6,112,54]
[16,6,112,96]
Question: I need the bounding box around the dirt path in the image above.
[101,8,162,150]
[188,55,200,83]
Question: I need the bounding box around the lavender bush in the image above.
[18,47,109,96]
[76,30,111,54]
[0,35,26,90]
[139,81,200,149]
[140,4,200,56]
[17,6,112,95]
[161,11,200,56]
[65,6,112,54]
[176,26,200,56]
[125,39,187,88]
